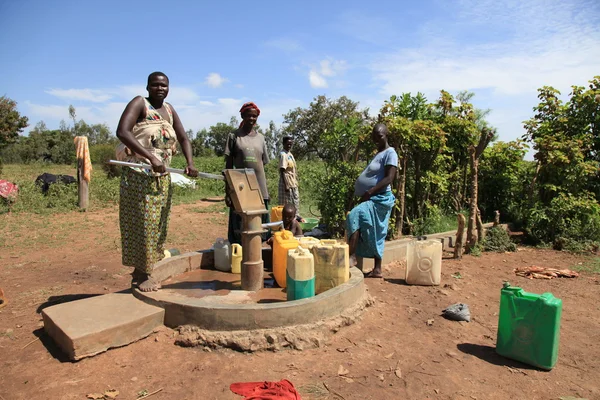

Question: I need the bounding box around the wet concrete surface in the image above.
[161,268,286,303]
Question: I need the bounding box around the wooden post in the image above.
[454,213,466,259]
[77,157,89,210]
[493,210,500,227]
[476,207,485,242]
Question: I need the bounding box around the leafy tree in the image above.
[380,93,448,236]
[203,117,238,156]
[524,82,599,204]
[465,126,495,250]
[282,95,371,160]
[260,120,283,160]
[68,106,114,145]
[479,140,530,221]
[1,120,75,164]
[522,76,600,250]
[0,95,29,149]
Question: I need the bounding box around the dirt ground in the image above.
[1,202,599,400]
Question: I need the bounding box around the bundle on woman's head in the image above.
[239,102,261,128]
[240,102,260,116]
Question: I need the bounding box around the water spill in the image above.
[162,268,286,303]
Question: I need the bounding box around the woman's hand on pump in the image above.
[150,156,166,174]
[184,164,198,178]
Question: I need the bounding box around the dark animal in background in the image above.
[35,173,77,194]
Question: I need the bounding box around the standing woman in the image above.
[116,72,198,291]
[346,123,398,278]
[224,102,270,244]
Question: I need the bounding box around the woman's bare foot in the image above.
[138,276,161,292]
[365,268,383,278]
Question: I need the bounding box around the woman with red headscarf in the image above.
[224,102,270,244]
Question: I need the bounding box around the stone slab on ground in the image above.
[42,292,164,361]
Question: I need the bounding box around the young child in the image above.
[267,203,303,245]
[282,203,303,236]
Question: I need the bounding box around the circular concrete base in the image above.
[133,250,369,332]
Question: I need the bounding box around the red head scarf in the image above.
[239,102,261,128]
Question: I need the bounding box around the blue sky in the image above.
[1,0,599,154]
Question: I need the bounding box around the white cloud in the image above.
[309,70,328,89]
[25,94,302,138]
[365,0,600,145]
[308,58,347,89]
[205,73,228,88]
[45,88,113,103]
[25,102,71,121]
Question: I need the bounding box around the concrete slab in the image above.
[42,293,164,360]
[134,267,366,331]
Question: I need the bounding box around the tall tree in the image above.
[282,95,370,160]
[524,79,600,205]
[466,126,495,251]
[260,120,283,160]
[0,96,29,149]
[204,117,238,156]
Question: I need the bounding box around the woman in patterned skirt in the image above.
[116,72,198,291]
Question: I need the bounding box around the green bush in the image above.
[482,226,517,252]
[90,144,120,178]
[526,192,600,252]
[0,179,79,214]
[317,161,364,237]
[412,204,460,236]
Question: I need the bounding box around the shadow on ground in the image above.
[457,343,542,371]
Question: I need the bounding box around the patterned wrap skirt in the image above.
[119,167,172,273]
[346,191,395,259]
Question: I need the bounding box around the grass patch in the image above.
[413,208,462,236]
[572,257,600,274]
[0,156,323,217]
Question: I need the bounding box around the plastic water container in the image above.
[231,244,242,274]
[273,230,299,288]
[496,282,562,370]
[405,239,442,285]
[213,238,231,272]
[163,248,181,258]
[298,236,320,250]
[313,239,350,294]
[271,206,284,222]
[286,246,315,301]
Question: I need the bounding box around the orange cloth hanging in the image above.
[74,136,92,182]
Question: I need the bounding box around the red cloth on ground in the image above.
[230,379,302,400]
[0,180,18,200]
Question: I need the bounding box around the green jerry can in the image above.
[496,282,562,370]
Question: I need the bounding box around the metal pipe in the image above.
[241,214,266,291]
[107,160,224,180]
[262,221,284,230]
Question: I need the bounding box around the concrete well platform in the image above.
[133,249,367,331]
